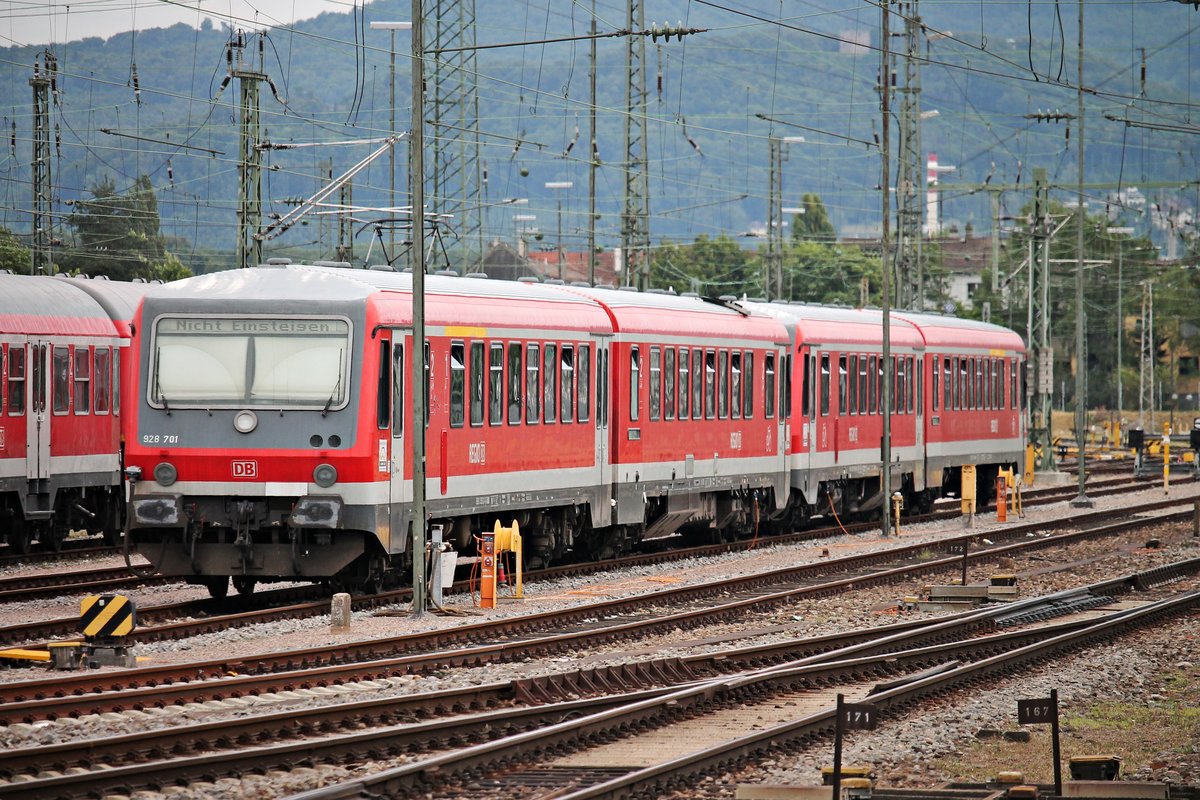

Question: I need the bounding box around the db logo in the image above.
[232,460,258,478]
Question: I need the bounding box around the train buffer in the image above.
[0,594,138,670]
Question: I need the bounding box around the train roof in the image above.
[742,301,924,349]
[0,273,121,337]
[143,265,790,344]
[541,284,790,343]
[61,275,158,335]
[890,311,1026,353]
[142,264,614,335]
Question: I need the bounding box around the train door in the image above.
[26,343,49,481]
[593,337,613,528]
[389,331,411,554]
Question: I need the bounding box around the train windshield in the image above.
[150,317,351,409]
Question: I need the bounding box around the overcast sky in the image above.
[1,1,370,47]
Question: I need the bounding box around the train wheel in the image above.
[205,577,230,599]
[45,527,65,552]
[7,519,31,555]
[232,577,257,596]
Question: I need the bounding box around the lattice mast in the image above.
[426,0,483,269]
[622,0,652,288]
[893,0,924,309]
[30,50,56,275]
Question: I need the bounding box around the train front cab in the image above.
[124,268,393,596]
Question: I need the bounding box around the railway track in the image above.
[294,587,1200,800]
[0,472,1165,608]
[0,475,1184,648]
[3,561,1195,799]
[0,498,1195,724]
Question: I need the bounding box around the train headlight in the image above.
[153,462,178,487]
[313,463,338,488]
[233,409,258,434]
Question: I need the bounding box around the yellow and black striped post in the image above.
[79,595,137,639]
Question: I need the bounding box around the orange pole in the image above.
[479,533,496,609]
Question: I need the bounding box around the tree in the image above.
[0,227,31,274]
[62,175,187,281]
[650,235,755,296]
[790,193,836,243]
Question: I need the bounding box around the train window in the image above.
[629,346,640,422]
[1012,359,1019,410]
[858,355,869,415]
[113,350,120,416]
[764,353,776,419]
[906,355,914,413]
[916,359,923,413]
[896,357,904,413]
[704,350,716,420]
[525,344,539,424]
[996,359,1005,410]
[728,351,739,420]
[469,342,485,427]
[424,341,431,427]
[507,343,523,425]
[818,353,829,417]
[0,347,5,415]
[73,348,90,414]
[996,360,1004,409]
[678,348,690,419]
[800,353,810,419]
[489,343,504,426]
[942,357,951,411]
[543,343,558,423]
[450,343,465,428]
[52,346,70,414]
[692,349,703,419]
[664,348,676,421]
[718,350,729,419]
[151,317,351,410]
[31,344,45,413]
[649,346,661,421]
[958,358,969,410]
[847,355,858,416]
[783,354,792,419]
[597,348,607,426]
[743,351,754,418]
[376,341,391,430]
[837,354,847,416]
[561,345,575,423]
[578,344,590,423]
[1017,359,1025,410]
[95,348,111,415]
[868,355,878,415]
[392,343,404,437]
[932,356,940,412]
[976,358,985,410]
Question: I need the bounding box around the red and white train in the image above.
[120,261,1027,596]
[0,273,153,552]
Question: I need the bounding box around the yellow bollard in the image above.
[961,464,977,527]
[491,519,524,599]
[891,492,904,536]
